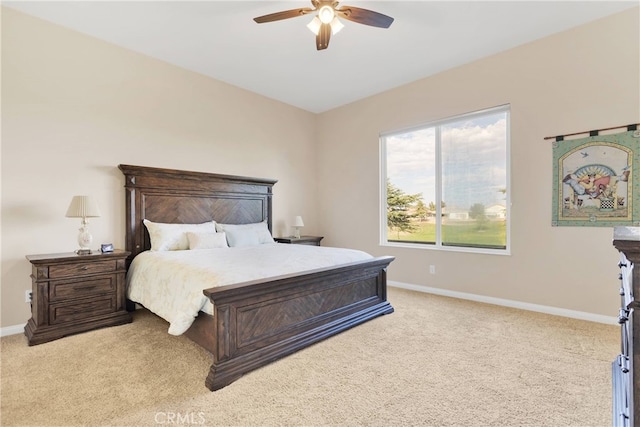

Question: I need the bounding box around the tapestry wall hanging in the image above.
[551,126,639,227]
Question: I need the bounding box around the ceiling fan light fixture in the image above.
[329,16,344,35]
[253,1,394,51]
[318,5,335,24]
[306,16,322,35]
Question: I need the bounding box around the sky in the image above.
[384,111,507,211]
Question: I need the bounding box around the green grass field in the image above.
[388,220,506,249]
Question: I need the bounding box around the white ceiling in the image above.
[4,1,638,113]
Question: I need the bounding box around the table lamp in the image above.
[66,195,101,255]
[293,216,304,239]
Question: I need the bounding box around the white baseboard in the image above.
[1,323,26,337]
[0,284,616,336]
[389,281,618,325]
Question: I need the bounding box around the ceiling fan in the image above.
[253,1,394,51]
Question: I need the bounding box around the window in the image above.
[381,105,510,254]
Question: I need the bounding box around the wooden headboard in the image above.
[118,164,277,260]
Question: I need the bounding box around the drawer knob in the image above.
[619,309,629,324]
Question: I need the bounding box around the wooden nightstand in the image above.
[275,236,324,246]
[24,250,132,345]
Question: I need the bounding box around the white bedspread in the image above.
[126,243,373,335]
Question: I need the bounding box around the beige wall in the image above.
[316,7,639,317]
[2,7,638,329]
[1,8,318,327]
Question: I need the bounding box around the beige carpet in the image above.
[1,287,618,427]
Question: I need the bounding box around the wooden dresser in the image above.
[613,235,640,427]
[24,250,132,345]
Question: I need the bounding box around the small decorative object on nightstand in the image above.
[275,236,323,246]
[24,250,132,345]
[100,243,114,253]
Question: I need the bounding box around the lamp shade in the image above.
[307,16,321,35]
[294,216,304,227]
[330,17,344,35]
[65,196,101,218]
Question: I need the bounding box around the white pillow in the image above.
[187,232,229,250]
[143,219,216,251]
[215,222,275,247]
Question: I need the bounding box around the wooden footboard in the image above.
[200,256,394,391]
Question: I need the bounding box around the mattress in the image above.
[126,243,373,335]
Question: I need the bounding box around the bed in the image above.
[119,164,395,391]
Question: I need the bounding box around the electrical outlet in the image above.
[429,265,436,274]
[25,290,32,303]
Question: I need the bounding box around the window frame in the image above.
[379,104,511,255]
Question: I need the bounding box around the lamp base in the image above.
[76,221,93,255]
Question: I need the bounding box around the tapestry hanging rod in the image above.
[544,122,639,142]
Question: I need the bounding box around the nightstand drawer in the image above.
[49,295,117,324]
[49,260,117,279]
[49,275,116,301]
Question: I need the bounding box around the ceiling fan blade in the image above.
[336,6,394,28]
[254,8,314,23]
[316,23,331,50]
